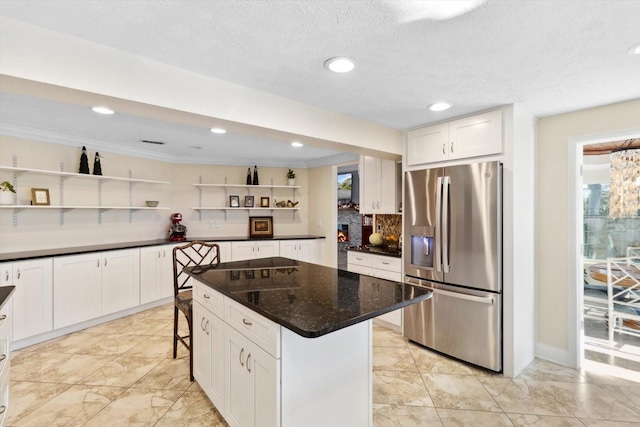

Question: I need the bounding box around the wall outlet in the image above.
[377,224,382,232]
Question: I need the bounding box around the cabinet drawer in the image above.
[371,256,401,273]
[372,268,402,282]
[194,282,224,319]
[347,252,371,267]
[225,298,280,359]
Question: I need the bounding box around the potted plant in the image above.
[0,181,16,205]
[287,169,296,186]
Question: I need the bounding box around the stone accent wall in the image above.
[337,209,363,251]
[583,216,640,259]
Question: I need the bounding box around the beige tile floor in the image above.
[7,304,640,426]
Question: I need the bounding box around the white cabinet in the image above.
[140,244,176,304]
[407,109,502,166]
[0,298,12,427]
[231,241,279,261]
[359,156,398,214]
[347,251,402,330]
[224,323,279,427]
[193,300,225,410]
[53,249,139,329]
[0,259,53,341]
[279,239,324,265]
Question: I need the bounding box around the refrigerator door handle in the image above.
[442,176,450,273]
[433,287,495,305]
[435,176,443,272]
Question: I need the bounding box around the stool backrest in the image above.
[173,241,220,295]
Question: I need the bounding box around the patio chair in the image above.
[606,255,640,344]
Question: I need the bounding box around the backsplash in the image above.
[375,214,402,238]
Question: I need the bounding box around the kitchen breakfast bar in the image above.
[184,257,431,427]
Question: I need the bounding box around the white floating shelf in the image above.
[192,207,300,211]
[0,205,170,210]
[0,166,170,185]
[193,183,300,189]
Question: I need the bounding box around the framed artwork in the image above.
[261,269,270,279]
[230,270,240,281]
[244,270,255,280]
[260,196,270,208]
[244,195,254,208]
[229,195,240,208]
[31,188,50,206]
[249,216,273,238]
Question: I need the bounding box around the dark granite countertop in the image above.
[346,245,402,258]
[0,286,16,310]
[185,257,431,338]
[0,235,325,262]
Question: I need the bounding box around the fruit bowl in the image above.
[145,201,159,207]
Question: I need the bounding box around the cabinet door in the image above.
[225,324,253,427]
[101,249,140,315]
[218,242,232,263]
[378,159,398,214]
[193,302,211,397]
[296,240,316,264]
[53,254,102,329]
[449,109,502,160]
[250,338,279,427]
[255,241,279,259]
[140,246,162,305]
[160,245,175,299]
[0,263,11,288]
[12,258,53,341]
[279,241,297,260]
[359,155,380,214]
[232,241,256,261]
[407,122,449,165]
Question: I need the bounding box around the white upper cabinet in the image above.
[359,156,398,214]
[406,109,503,166]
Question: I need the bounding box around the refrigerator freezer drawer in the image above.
[403,282,501,372]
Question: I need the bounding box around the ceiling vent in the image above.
[140,139,166,145]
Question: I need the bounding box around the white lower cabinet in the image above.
[0,258,53,342]
[53,248,139,329]
[347,251,402,330]
[231,241,279,261]
[193,300,225,409]
[279,239,324,265]
[140,244,176,304]
[224,323,279,427]
[0,299,12,427]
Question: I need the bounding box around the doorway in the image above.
[570,132,640,377]
[337,163,359,270]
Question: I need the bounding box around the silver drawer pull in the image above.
[0,315,6,321]
[203,294,210,299]
[16,269,20,279]
[382,261,390,265]
[201,317,206,331]
[0,405,5,415]
[0,354,5,361]
[246,353,252,372]
[242,318,252,326]
[239,348,245,366]
[356,257,363,261]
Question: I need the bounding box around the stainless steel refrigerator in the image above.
[403,161,502,372]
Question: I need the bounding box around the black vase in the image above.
[79,146,90,174]
[252,165,259,185]
[246,168,252,185]
[92,152,102,176]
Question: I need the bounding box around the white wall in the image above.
[0,135,312,253]
[308,165,337,267]
[536,99,640,364]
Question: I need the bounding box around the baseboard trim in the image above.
[535,342,573,368]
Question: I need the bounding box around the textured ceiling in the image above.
[1,0,639,164]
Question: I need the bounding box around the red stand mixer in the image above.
[168,212,187,241]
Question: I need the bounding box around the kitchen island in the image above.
[185,257,431,427]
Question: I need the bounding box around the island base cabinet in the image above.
[280,321,372,427]
[193,301,224,410]
[224,323,279,427]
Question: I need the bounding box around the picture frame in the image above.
[229,195,240,208]
[244,270,255,280]
[249,216,273,238]
[230,270,240,281]
[31,188,50,206]
[244,195,254,208]
[261,269,270,279]
[260,196,270,208]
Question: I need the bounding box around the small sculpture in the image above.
[246,168,252,185]
[92,152,102,176]
[168,212,187,241]
[273,199,286,208]
[286,200,299,208]
[79,146,90,174]
[252,165,259,185]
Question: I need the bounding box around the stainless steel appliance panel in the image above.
[403,279,502,371]
[404,168,443,282]
[444,161,501,292]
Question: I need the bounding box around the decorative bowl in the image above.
[369,232,384,246]
[145,200,159,207]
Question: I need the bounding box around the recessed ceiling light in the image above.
[210,127,227,134]
[291,142,304,148]
[427,102,452,112]
[92,106,114,115]
[324,57,355,73]
[628,42,640,55]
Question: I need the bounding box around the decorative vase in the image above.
[288,178,295,186]
[0,191,14,205]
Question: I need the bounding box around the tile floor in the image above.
[7,304,640,426]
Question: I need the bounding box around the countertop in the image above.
[345,245,402,258]
[185,257,431,338]
[0,286,16,310]
[0,235,325,262]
